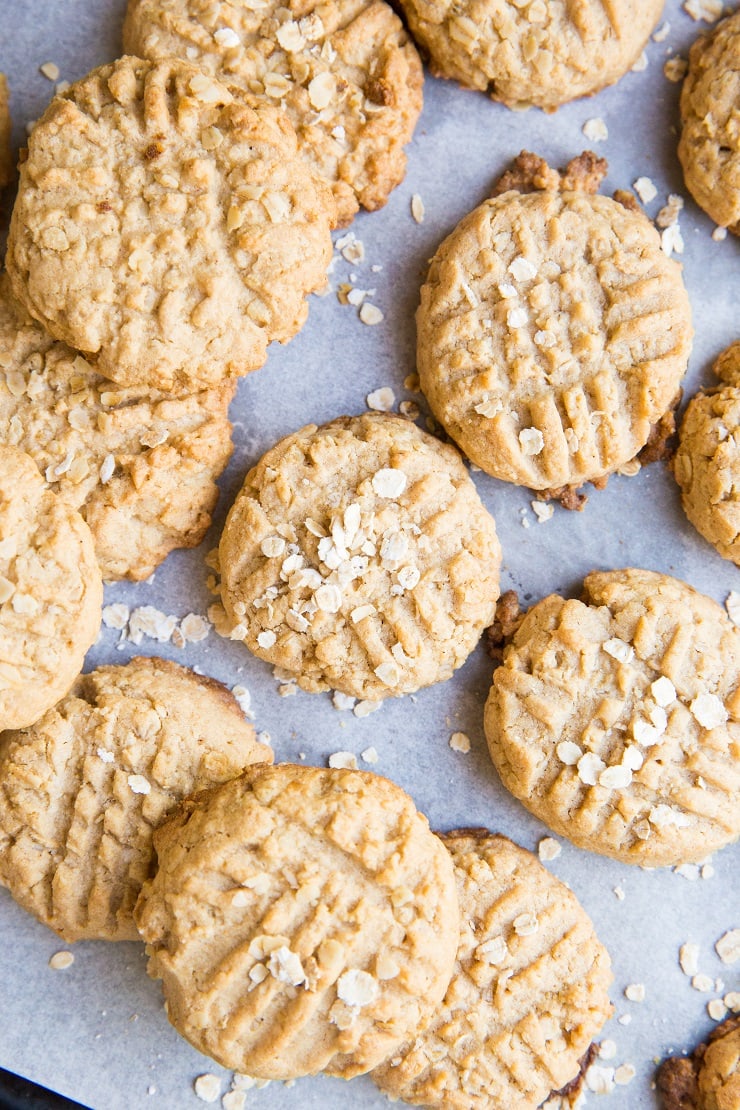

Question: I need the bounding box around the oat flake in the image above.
[411,194,425,224]
[538,838,561,862]
[716,929,740,965]
[49,951,74,970]
[372,468,407,498]
[449,731,471,753]
[690,692,728,729]
[194,1074,222,1103]
[519,427,544,456]
[582,117,608,143]
[337,969,379,1008]
[367,387,395,412]
[328,751,358,770]
[359,303,384,326]
[624,983,645,1002]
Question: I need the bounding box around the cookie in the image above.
[134,763,459,1079]
[674,342,740,565]
[484,569,740,867]
[123,0,423,226]
[417,189,692,492]
[657,1016,740,1110]
[679,12,740,235]
[394,0,662,110]
[373,831,612,1109]
[0,445,102,731]
[0,275,234,581]
[0,74,12,189]
[218,413,501,700]
[0,657,271,942]
[6,55,335,391]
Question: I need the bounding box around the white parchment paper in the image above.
[1,1,738,1107]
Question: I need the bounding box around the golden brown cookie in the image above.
[0,275,234,581]
[134,763,460,1079]
[679,12,740,234]
[484,569,740,867]
[0,74,12,189]
[0,657,271,942]
[123,0,423,226]
[0,445,102,731]
[218,413,502,700]
[395,0,663,110]
[674,343,740,565]
[417,189,692,492]
[373,831,613,1109]
[6,56,335,391]
[657,1016,740,1110]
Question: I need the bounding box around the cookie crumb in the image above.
[48,951,74,970]
[194,1074,222,1103]
[664,56,688,82]
[531,500,554,523]
[449,731,471,753]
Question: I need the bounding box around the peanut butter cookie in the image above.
[123,0,423,226]
[418,190,692,492]
[0,445,102,730]
[0,276,234,581]
[6,56,335,391]
[373,831,613,1109]
[218,413,501,700]
[0,657,271,942]
[484,569,740,867]
[135,763,459,1079]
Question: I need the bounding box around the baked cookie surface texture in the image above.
[417,190,692,492]
[394,0,663,110]
[0,276,234,581]
[675,342,740,565]
[0,657,271,943]
[0,445,102,731]
[373,831,613,1110]
[6,55,335,391]
[123,0,424,225]
[218,413,502,700]
[679,11,740,234]
[134,763,460,1079]
[484,569,740,867]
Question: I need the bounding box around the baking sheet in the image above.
[1,1,739,1107]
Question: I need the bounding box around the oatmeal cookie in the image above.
[674,342,740,565]
[0,74,12,189]
[218,413,501,700]
[0,445,102,731]
[6,55,335,391]
[123,0,423,226]
[0,657,271,942]
[134,763,459,1079]
[373,831,612,1109]
[417,189,692,491]
[0,275,234,581]
[679,12,740,234]
[395,0,662,110]
[484,569,740,867]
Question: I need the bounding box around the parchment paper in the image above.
[1,1,738,1107]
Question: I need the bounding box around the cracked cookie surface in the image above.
[218,413,501,700]
[134,763,459,1079]
[0,656,271,942]
[6,55,335,391]
[124,0,423,225]
[484,569,740,867]
[418,190,692,491]
[395,0,662,110]
[373,831,612,1109]
[0,445,102,730]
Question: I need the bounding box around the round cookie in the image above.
[134,763,460,1079]
[373,831,613,1109]
[0,445,102,731]
[679,11,740,234]
[0,657,271,942]
[6,56,335,392]
[674,342,740,565]
[218,413,502,700]
[484,569,740,867]
[0,275,234,581]
[123,0,424,226]
[394,0,662,110]
[417,190,692,492]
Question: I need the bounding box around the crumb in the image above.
[485,590,523,664]
[449,731,471,753]
[638,396,681,465]
[582,118,608,143]
[540,484,589,511]
[614,188,641,213]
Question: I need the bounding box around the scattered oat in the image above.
[614,886,626,901]
[214,26,241,48]
[726,591,740,626]
[354,699,382,718]
[513,913,538,937]
[557,740,583,766]
[360,746,378,764]
[603,637,634,663]
[724,991,740,1012]
[631,51,648,72]
[649,804,691,829]
[599,1040,617,1060]
[661,223,685,256]
[257,630,277,649]
[651,676,676,706]
[625,983,645,1002]
[449,731,471,753]
[128,606,178,645]
[599,764,633,789]
[615,1064,636,1086]
[102,603,130,630]
[48,951,74,970]
[231,686,254,718]
[692,973,714,992]
[267,946,306,987]
[194,1074,222,1103]
[702,864,715,879]
[39,61,60,81]
[585,1064,615,1094]
[675,863,700,880]
[127,774,151,796]
[653,21,671,41]
[179,614,210,643]
[538,837,561,862]
[664,56,688,82]
[411,194,425,223]
[328,751,358,770]
[507,307,529,329]
[582,117,608,143]
[333,691,356,711]
[337,969,379,1008]
[577,752,607,786]
[531,500,554,523]
[708,999,729,1021]
[519,427,545,456]
[684,0,723,21]
[372,467,407,498]
[679,942,700,976]
[716,929,740,965]
[222,1091,246,1110]
[367,387,395,412]
[508,256,538,282]
[657,194,685,228]
[713,226,729,241]
[359,303,383,326]
[633,176,658,204]
[690,692,728,729]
